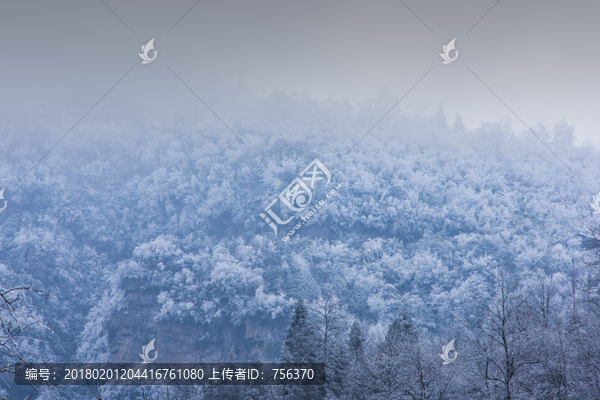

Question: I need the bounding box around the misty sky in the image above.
[1,0,598,144]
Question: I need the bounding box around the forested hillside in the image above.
[1,91,600,399]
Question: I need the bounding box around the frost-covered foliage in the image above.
[1,89,600,398]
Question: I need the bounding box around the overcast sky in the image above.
[1,0,598,144]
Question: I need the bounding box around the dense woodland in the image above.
[1,89,600,399]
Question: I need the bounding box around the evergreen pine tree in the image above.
[433,104,447,128]
[282,299,317,362]
[348,321,365,361]
[280,299,324,400]
[453,113,465,132]
[383,313,418,363]
[552,118,574,148]
[385,314,417,345]
[343,321,367,399]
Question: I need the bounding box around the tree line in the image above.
[3,231,600,400]
[164,221,600,400]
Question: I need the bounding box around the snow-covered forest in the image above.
[2,89,600,399]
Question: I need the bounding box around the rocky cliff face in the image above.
[108,278,286,363]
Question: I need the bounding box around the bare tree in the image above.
[0,284,50,374]
[356,315,453,400]
[569,226,600,398]
[529,274,571,399]
[308,292,352,399]
[581,222,600,306]
[0,283,56,399]
[309,292,347,364]
[470,269,547,400]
